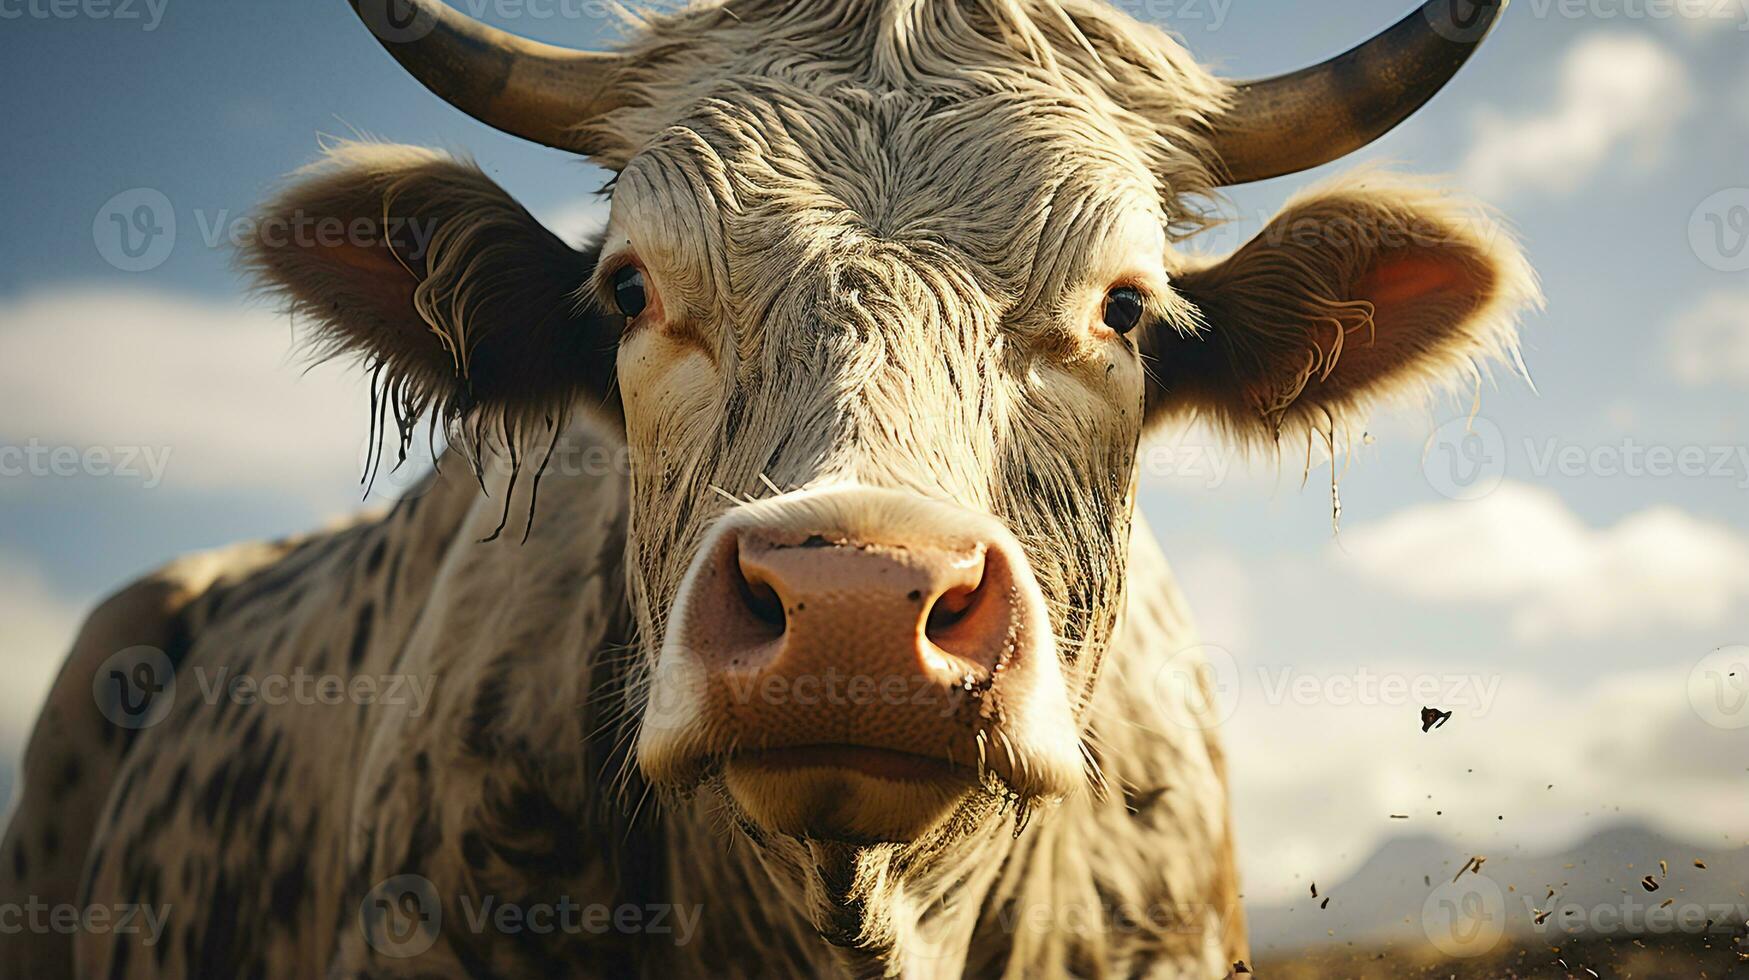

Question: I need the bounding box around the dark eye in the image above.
[1102,286,1145,335]
[612,265,648,318]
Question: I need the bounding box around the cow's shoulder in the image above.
[0,537,301,976]
[68,472,490,977]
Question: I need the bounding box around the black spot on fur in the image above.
[463,665,510,757]
[106,929,130,980]
[161,607,195,673]
[461,830,490,870]
[383,549,404,611]
[479,779,586,879]
[401,812,443,872]
[364,536,387,575]
[269,865,307,920]
[347,601,375,669]
[198,761,233,827]
[51,755,83,803]
[194,872,246,977]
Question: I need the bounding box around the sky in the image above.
[1,0,1746,912]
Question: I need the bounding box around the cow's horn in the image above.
[347,0,626,151]
[1208,0,1508,185]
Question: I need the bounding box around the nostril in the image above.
[923,545,991,649]
[734,553,787,634]
[924,583,981,636]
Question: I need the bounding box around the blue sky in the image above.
[2,0,1746,904]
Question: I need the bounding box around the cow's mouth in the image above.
[732,744,972,783]
[719,744,986,843]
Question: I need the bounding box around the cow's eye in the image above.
[1102,286,1145,335]
[612,265,648,318]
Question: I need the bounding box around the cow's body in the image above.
[3,425,1238,978]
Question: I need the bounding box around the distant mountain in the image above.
[1248,823,1749,957]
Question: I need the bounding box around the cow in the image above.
[0,0,1537,976]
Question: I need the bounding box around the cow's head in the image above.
[252,0,1531,860]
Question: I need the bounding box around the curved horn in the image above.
[1209,0,1508,185]
[347,0,627,151]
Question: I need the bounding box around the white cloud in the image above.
[1336,481,1749,642]
[0,553,84,751]
[1227,663,1749,904]
[1171,549,1253,649]
[1459,33,1692,201]
[536,198,611,246]
[1740,61,1749,128]
[0,285,370,508]
[1668,289,1749,386]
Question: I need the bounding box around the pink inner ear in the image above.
[1353,252,1465,312]
[320,240,423,321]
[1308,248,1492,394]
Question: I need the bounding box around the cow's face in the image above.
[605,84,1180,842]
[252,0,1534,857]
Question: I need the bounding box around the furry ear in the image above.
[1144,173,1539,446]
[244,141,623,458]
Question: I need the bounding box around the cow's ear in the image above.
[244,142,623,445]
[1144,173,1539,445]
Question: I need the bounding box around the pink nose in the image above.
[669,491,1045,768]
[714,535,1010,682]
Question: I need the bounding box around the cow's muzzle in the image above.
[637,485,1082,842]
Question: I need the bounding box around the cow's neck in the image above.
[661,792,1020,976]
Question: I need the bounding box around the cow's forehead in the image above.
[615,80,1172,307]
